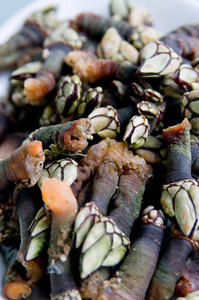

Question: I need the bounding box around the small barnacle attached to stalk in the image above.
[55,74,82,120]
[147,119,199,300]
[174,63,199,91]
[136,40,182,78]
[24,206,50,262]
[39,102,59,126]
[10,61,43,87]
[137,101,160,119]
[131,81,164,103]
[128,2,154,27]
[43,21,82,49]
[80,216,130,279]
[123,115,149,148]
[135,134,164,164]
[88,105,121,139]
[181,90,199,138]
[0,140,45,191]
[77,86,103,118]
[98,206,165,300]
[159,74,185,99]
[38,158,78,188]
[27,118,93,153]
[111,80,131,101]
[109,0,129,21]
[96,27,140,64]
[129,25,162,50]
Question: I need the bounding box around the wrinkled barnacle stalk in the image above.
[74,140,126,250]
[0,140,45,191]
[173,63,199,92]
[136,40,182,78]
[24,20,82,105]
[71,138,109,199]
[77,86,103,118]
[146,223,198,300]
[88,106,121,139]
[0,7,57,69]
[175,250,199,297]
[65,49,139,83]
[75,12,160,48]
[160,32,199,61]
[55,75,82,120]
[27,118,93,153]
[98,206,166,300]
[80,154,152,299]
[181,90,199,139]
[160,119,198,234]
[41,178,80,300]
[96,27,139,64]
[147,119,199,300]
[24,45,73,105]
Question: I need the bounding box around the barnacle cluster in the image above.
[1,0,199,300]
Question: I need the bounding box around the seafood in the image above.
[1,1,199,300]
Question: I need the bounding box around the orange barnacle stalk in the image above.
[0,140,45,191]
[41,178,80,299]
[4,282,32,300]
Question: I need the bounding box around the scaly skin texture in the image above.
[110,155,153,236]
[98,224,165,300]
[162,118,192,183]
[71,138,110,198]
[146,238,193,300]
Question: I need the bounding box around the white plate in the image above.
[1,0,199,299]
